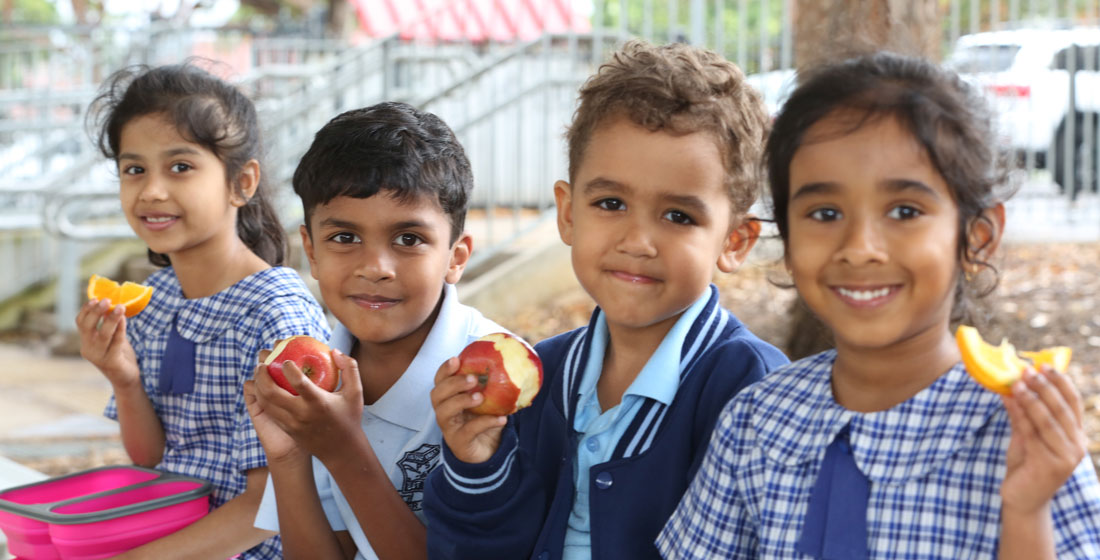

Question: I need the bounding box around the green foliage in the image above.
[7,0,59,24]
[594,0,786,74]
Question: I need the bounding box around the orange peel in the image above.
[86,274,154,317]
[956,325,1072,395]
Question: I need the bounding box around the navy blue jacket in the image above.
[424,286,788,560]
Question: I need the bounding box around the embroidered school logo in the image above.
[397,443,440,510]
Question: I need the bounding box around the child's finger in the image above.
[331,348,361,396]
[433,389,485,434]
[431,372,479,410]
[257,348,271,363]
[455,413,507,441]
[1022,368,1081,443]
[1039,365,1084,426]
[1014,372,1076,457]
[433,357,461,386]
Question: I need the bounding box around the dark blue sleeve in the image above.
[424,332,574,560]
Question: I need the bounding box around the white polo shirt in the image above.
[254,283,505,560]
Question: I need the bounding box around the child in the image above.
[76,63,330,559]
[424,40,789,560]
[658,52,1100,559]
[245,101,506,560]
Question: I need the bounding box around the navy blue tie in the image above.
[158,323,196,394]
[796,426,870,559]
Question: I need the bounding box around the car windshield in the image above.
[948,44,1021,72]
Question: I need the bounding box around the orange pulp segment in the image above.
[86,274,154,317]
[956,325,1073,395]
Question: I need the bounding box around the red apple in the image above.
[263,335,339,395]
[456,332,543,416]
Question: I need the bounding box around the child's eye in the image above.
[808,207,842,222]
[887,205,922,220]
[170,162,192,173]
[122,165,144,175]
[328,232,360,244]
[663,209,696,225]
[594,198,624,211]
[394,233,424,247]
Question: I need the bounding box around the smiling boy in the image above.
[424,40,789,559]
[244,102,505,560]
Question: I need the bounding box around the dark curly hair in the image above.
[566,39,769,215]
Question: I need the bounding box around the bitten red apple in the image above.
[263,335,340,395]
[456,332,543,416]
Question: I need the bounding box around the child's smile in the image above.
[786,112,961,360]
[555,116,743,340]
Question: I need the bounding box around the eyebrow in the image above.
[582,176,625,195]
[790,179,941,201]
[117,146,203,161]
[317,217,432,232]
[583,177,710,214]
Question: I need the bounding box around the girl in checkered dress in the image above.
[659,52,1100,559]
[74,62,329,559]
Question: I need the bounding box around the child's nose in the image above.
[615,217,658,258]
[832,218,888,266]
[355,247,395,282]
[137,174,169,202]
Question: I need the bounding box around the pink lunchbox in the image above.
[0,465,211,560]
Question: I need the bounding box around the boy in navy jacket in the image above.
[424,40,789,560]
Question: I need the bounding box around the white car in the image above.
[947,27,1100,196]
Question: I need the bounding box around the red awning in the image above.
[351,0,591,42]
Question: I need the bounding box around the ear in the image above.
[445,232,473,284]
[717,217,762,273]
[231,159,261,207]
[554,180,575,246]
[965,203,1006,266]
[300,224,319,280]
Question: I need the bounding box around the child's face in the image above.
[302,191,470,347]
[555,116,756,337]
[785,113,960,354]
[117,113,253,261]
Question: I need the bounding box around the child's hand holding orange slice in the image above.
[86,274,154,317]
[956,325,1072,395]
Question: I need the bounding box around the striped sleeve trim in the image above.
[442,446,519,495]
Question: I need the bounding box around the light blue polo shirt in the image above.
[562,290,709,560]
[254,283,505,560]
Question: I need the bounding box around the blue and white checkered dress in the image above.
[104,266,330,560]
[658,349,1100,559]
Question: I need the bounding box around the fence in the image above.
[1,0,1099,333]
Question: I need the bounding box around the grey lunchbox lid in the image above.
[0,465,212,525]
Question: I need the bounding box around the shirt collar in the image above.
[365,283,475,431]
[753,350,1004,485]
[164,267,310,343]
[576,289,712,408]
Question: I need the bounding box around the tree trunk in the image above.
[782,0,941,359]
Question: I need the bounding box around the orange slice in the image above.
[956,325,1073,395]
[1020,347,1072,374]
[86,274,154,317]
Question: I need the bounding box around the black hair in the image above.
[765,51,1011,322]
[293,101,473,243]
[89,61,286,267]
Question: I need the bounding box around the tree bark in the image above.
[782,0,941,359]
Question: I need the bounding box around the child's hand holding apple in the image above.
[431,333,543,464]
[246,336,366,465]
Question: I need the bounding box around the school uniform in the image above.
[658,349,1100,559]
[105,266,330,560]
[254,283,504,560]
[424,285,788,560]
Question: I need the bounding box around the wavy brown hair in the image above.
[566,39,769,215]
